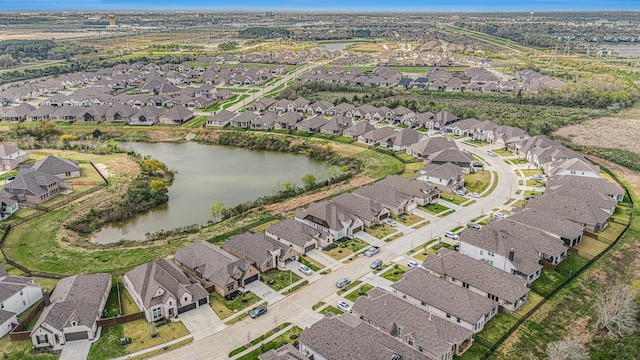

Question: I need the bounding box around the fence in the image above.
[480,161,634,359]
[96,312,145,327]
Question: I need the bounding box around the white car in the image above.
[337,300,352,313]
[468,192,480,198]
[493,212,507,219]
[407,260,421,268]
[444,231,459,240]
[384,218,398,227]
[298,264,313,276]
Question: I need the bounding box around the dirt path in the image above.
[265,176,376,215]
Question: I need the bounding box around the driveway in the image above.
[179,305,223,334]
[59,340,91,360]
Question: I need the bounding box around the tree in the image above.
[596,284,638,339]
[302,174,316,190]
[209,201,227,222]
[546,338,589,360]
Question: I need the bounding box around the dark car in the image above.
[473,162,484,168]
[250,306,268,319]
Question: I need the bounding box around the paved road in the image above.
[146,140,518,360]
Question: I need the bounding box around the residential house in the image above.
[415,162,465,192]
[458,220,568,282]
[343,121,375,141]
[423,249,530,312]
[295,200,365,240]
[30,273,111,348]
[124,259,209,322]
[224,232,298,272]
[406,137,457,160]
[0,144,29,171]
[299,313,434,360]
[174,241,260,297]
[265,218,333,255]
[353,287,474,358]
[206,109,237,127]
[391,268,498,333]
[26,156,80,179]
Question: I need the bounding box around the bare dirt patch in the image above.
[265,176,375,215]
[555,116,640,154]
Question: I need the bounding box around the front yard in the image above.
[261,270,302,292]
[211,291,261,320]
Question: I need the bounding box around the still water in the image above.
[92,141,331,243]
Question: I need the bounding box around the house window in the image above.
[37,334,48,345]
[227,283,234,291]
[152,308,163,320]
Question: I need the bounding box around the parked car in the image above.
[298,264,313,276]
[444,231,460,240]
[337,301,352,313]
[494,212,507,219]
[487,151,497,157]
[468,192,480,198]
[467,222,481,230]
[384,218,398,227]
[370,259,383,270]
[250,306,268,319]
[335,278,352,288]
[473,162,484,168]
[364,246,380,257]
[407,260,421,268]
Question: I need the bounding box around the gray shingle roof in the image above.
[423,249,530,304]
[174,240,253,288]
[353,288,472,358]
[300,313,434,360]
[391,268,497,324]
[31,273,111,333]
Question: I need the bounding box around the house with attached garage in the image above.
[391,268,498,334]
[353,287,475,358]
[423,249,530,312]
[299,313,434,360]
[458,219,568,283]
[30,273,111,349]
[265,218,333,255]
[224,232,299,272]
[295,200,365,240]
[174,241,260,297]
[124,258,209,322]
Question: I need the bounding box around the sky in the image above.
[4,0,640,11]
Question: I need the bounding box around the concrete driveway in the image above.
[179,305,222,334]
[59,340,91,360]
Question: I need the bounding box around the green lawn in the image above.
[465,170,492,194]
[210,292,261,320]
[476,312,519,347]
[364,223,397,239]
[236,326,303,360]
[439,193,468,205]
[261,270,302,292]
[421,203,449,214]
[531,269,568,297]
[345,283,374,302]
[380,264,408,282]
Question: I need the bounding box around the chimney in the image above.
[508,248,515,262]
[43,289,50,307]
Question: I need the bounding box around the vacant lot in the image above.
[555,115,640,154]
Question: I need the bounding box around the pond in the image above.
[92,141,332,244]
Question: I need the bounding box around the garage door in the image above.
[198,297,208,306]
[64,331,88,342]
[178,303,196,314]
[244,274,259,285]
[303,243,316,254]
